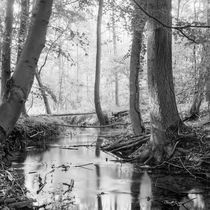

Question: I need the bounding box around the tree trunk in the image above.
[129,1,146,136]
[0,0,53,160]
[190,0,210,118]
[35,68,51,114]
[190,63,206,118]
[1,0,15,101]
[94,0,107,125]
[205,0,210,117]
[147,0,181,161]
[17,0,30,117]
[111,1,119,107]
[177,0,181,19]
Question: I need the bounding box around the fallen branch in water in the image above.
[63,179,74,195]
[54,122,129,129]
[39,112,96,117]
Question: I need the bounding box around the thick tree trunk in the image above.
[129,1,146,135]
[0,0,53,160]
[130,30,145,135]
[94,0,107,125]
[111,1,119,107]
[1,0,15,101]
[147,0,181,161]
[17,0,29,61]
[205,0,210,117]
[35,68,51,114]
[17,0,30,117]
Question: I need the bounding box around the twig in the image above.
[179,158,196,178]
[75,163,94,168]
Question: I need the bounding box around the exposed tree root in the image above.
[101,124,210,177]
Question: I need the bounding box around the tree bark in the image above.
[1,0,15,101]
[94,0,107,125]
[0,0,53,158]
[129,0,146,135]
[35,68,51,114]
[205,0,210,117]
[147,0,181,161]
[17,0,30,117]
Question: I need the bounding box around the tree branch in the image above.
[132,0,210,44]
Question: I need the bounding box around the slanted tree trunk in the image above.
[129,0,146,135]
[94,0,107,125]
[111,0,119,107]
[17,0,30,117]
[0,0,53,161]
[147,0,181,162]
[1,0,15,101]
[35,68,51,114]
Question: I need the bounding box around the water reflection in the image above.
[12,129,210,210]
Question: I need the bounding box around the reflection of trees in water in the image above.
[95,164,103,210]
[130,168,141,210]
[130,167,208,210]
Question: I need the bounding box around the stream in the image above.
[13,129,210,210]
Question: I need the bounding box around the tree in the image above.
[147,0,181,161]
[1,0,15,101]
[189,0,210,119]
[17,0,30,117]
[0,0,53,162]
[35,68,52,114]
[129,0,146,135]
[94,0,108,125]
[111,0,119,107]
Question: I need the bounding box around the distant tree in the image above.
[94,0,108,125]
[190,0,210,119]
[147,0,181,161]
[1,0,15,101]
[0,0,53,162]
[35,67,52,114]
[111,0,119,107]
[129,0,146,135]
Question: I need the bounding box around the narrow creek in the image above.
[12,129,210,209]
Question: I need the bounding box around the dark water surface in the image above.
[13,129,210,210]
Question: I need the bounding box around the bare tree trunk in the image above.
[190,0,210,118]
[147,0,181,161]
[94,0,107,125]
[205,0,210,117]
[190,62,206,118]
[129,1,146,135]
[17,0,30,117]
[35,68,51,114]
[112,0,119,107]
[0,0,53,161]
[1,0,15,101]
[130,30,145,135]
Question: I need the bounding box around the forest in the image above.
[1,0,210,209]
